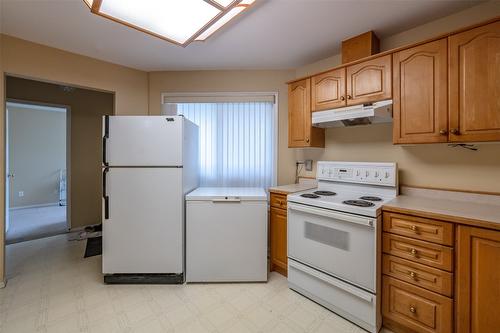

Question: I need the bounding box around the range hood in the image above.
[312,99,393,128]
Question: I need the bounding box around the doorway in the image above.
[5,101,69,244]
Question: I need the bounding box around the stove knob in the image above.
[365,171,369,177]
[385,172,390,179]
[356,170,360,177]
[375,171,380,178]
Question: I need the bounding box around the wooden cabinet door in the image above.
[346,54,392,106]
[270,207,287,276]
[288,79,310,147]
[449,21,500,142]
[311,68,346,111]
[393,39,448,144]
[456,225,500,333]
[288,78,325,148]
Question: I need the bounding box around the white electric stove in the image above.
[287,161,398,333]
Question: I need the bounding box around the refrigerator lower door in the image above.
[103,167,183,277]
[105,116,183,166]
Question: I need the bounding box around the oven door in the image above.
[288,202,377,292]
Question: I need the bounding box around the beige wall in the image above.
[296,1,500,78]
[0,35,150,283]
[149,70,297,185]
[8,105,66,207]
[294,2,500,193]
[1,35,149,116]
[6,76,114,229]
[1,27,5,284]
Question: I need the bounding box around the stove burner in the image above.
[301,193,320,199]
[314,191,337,196]
[343,200,375,207]
[359,196,382,202]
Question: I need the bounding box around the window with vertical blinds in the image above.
[169,100,277,189]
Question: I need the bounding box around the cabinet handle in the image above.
[347,95,352,100]
[306,138,310,143]
[409,271,417,280]
[410,248,418,257]
[410,225,418,233]
[450,128,460,135]
[409,306,417,314]
[340,96,345,101]
[439,129,447,135]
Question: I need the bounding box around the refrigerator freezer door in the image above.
[105,116,183,166]
[103,167,183,274]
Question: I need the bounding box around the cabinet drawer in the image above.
[270,193,287,209]
[382,276,453,333]
[383,254,453,297]
[383,233,453,272]
[383,212,454,246]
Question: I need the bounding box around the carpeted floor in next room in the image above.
[6,205,68,244]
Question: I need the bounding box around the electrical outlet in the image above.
[18,191,24,197]
[305,160,313,171]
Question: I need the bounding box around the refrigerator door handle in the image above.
[103,167,110,219]
[103,115,109,166]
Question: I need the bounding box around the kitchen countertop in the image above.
[268,182,317,195]
[383,187,500,231]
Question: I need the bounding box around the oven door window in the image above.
[305,222,350,251]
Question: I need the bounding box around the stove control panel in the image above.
[317,161,397,187]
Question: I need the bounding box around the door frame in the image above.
[5,98,72,232]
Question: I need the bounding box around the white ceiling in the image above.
[0,0,483,71]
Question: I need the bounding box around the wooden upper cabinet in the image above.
[311,68,346,111]
[288,79,325,148]
[456,226,500,333]
[449,20,500,142]
[393,39,448,144]
[346,54,392,106]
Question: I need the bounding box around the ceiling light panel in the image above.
[211,0,237,7]
[196,5,245,41]
[99,0,222,44]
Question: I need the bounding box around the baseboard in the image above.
[10,202,61,210]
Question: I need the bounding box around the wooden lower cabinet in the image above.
[455,226,500,333]
[270,206,287,276]
[383,276,453,333]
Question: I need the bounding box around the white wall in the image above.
[8,104,66,208]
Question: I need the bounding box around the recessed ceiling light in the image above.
[83,0,256,47]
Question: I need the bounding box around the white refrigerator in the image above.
[102,115,198,284]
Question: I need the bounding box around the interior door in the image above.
[5,107,10,232]
[102,167,183,274]
[449,21,500,142]
[392,38,448,144]
[346,54,392,106]
[105,116,183,166]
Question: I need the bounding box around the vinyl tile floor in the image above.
[0,235,394,333]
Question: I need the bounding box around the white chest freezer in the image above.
[186,187,268,282]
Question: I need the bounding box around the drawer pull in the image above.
[409,271,417,280]
[409,305,417,314]
[410,248,418,257]
[410,225,418,232]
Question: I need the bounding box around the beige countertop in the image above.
[268,182,317,195]
[383,187,500,231]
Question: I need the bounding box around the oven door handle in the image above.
[288,202,375,227]
[289,260,374,303]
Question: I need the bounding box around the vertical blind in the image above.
[175,102,276,189]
